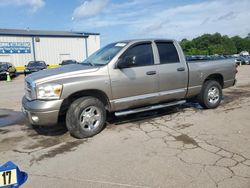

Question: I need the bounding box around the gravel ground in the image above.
[0,66,250,188]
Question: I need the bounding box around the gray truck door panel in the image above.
[109,42,159,111]
[154,41,188,101]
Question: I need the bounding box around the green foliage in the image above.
[180,33,250,55]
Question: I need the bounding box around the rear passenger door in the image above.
[155,41,188,102]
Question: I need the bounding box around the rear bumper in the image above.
[22,97,63,126]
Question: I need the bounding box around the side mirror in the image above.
[24,65,27,67]
[117,56,136,69]
[46,64,50,67]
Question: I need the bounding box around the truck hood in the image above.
[27,64,99,84]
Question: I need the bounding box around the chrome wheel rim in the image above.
[208,86,220,104]
[79,106,101,131]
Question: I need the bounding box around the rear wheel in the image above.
[198,80,222,109]
[66,97,106,138]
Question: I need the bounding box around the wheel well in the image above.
[58,90,110,120]
[204,74,224,88]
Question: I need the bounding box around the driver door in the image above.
[109,42,159,111]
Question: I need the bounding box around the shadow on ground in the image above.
[107,102,202,126]
[0,108,26,127]
[32,123,68,136]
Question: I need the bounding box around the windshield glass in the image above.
[28,61,45,67]
[81,42,127,66]
[0,63,8,69]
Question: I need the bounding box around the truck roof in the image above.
[117,39,176,44]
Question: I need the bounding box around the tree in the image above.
[180,33,249,55]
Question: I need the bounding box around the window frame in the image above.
[155,40,180,65]
[118,41,155,68]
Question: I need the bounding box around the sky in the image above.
[0,0,249,45]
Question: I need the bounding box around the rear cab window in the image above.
[155,41,180,64]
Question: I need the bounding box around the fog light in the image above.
[31,115,39,122]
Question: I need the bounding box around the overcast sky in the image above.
[0,0,249,45]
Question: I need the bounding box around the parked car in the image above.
[235,56,250,65]
[22,39,237,138]
[24,61,48,76]
[60,60,78,66]
[0,62,16,80]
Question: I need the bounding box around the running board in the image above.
[115,100,186,116]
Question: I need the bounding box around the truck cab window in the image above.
[156,42,180,64]
[122,43,154,67]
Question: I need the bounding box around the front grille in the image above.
[25,80,33,100]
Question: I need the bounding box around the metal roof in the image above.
[0,28,100,38]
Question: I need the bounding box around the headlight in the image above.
[37,83,63,99]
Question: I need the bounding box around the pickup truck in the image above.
[22,39,237,138]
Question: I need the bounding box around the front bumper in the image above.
[22,97,63,126]
[0,71,7,77]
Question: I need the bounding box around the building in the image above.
[0,29,100,69]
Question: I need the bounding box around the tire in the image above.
[66,97,106,138]
[198,80,222,109]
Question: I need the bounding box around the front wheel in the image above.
[198,80,222,109]
[66,97,106,138]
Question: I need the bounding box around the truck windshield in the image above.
[0,63,8,69]
[81,42,127,66]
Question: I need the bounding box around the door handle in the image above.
[146,71,156,75]
[177,67,185,71]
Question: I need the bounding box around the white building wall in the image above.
[34,37,86,65]
[0,36,34,66]
[86,35,100,56]
[0,34,100,68]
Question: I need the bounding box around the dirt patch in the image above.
[24,137,64,150]
[222,88,250,106]
[223,106,242,112]
[174,123,194,130]
[33,140,85,162]
[237,84,250,89]
[0,129,10,134]
[174,134,198,146]
[0,136,24,151]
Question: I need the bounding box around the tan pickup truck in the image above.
[22,39,237,138]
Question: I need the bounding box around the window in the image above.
[156,42,180,64]
[81,42,127,66]
[122,43,154,67]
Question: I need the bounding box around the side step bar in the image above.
[115,100,186,116]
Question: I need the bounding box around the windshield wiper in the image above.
[82,61,95,66]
